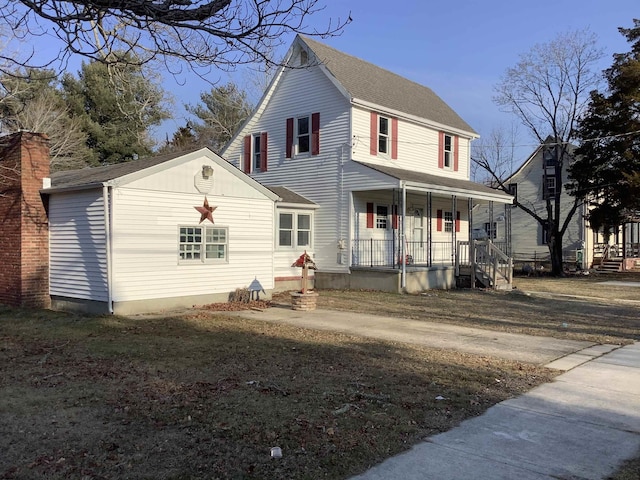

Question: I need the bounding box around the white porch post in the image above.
[401,181,407,290]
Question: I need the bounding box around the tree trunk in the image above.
[549,233,564,276]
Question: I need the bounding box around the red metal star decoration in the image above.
[194,197,217,224]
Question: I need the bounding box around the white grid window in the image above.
[179,226,228,263]
[378,116,389,154]
[278,212,312,248]
[376,205,388,229]
[444,134,453,168]
[444,211,453,233]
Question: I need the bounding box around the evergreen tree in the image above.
[569,20,640,237]
[62,57,170,165]
[186,83,253,153]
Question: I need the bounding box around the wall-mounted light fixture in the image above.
[202,165,214,179]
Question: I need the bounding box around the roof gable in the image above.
[297,35,477,135]
[47,147,279,201]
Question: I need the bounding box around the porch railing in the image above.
[474,240,513,289]
[351,239,456,268]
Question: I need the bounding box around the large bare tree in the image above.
[0,0,350,71]
[486,29,604,275]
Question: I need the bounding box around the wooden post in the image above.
[301,265,308,294]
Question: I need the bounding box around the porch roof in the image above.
[354,161,513,203]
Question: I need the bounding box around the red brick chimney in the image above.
[0,132,51,309]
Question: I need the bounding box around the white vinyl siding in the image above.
[224,63,350,274]
[351,106,471,179]
[49,189,108,301]
[109,188,274,302]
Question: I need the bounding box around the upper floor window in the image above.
[543,146,557,167]
[278,212,312,248]
[297,116,310,154]
[378,116,390,154]
[507,183,518,204]
[179,226,228,263]
[541,220,550,245]
[286,113,320,158]
[252,134,261,171]
[438,132,458,171]
[370,112,397,159]
[543,175,557,200]
[243,132,267,173]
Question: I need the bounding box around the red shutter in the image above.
[456,211,461,232]
[392,205,398,229]
[454,135,459,172]
[438,131,444,169]
[311,112,320,155]
[260,132,268,172]
[391,117,398,160]
[243,135,251,173]
[436,209,443,232]
[366,202,374,228]
[370,112,378,156]
[285,117,294,158]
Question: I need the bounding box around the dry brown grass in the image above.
[303,272,640,345]
[1,305,554,479]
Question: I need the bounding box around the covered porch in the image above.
[345,163,513,291]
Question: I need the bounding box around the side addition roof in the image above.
[299,35,477,136]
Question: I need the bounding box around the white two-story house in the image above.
[223,35,513,292]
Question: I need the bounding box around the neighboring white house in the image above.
[223,35,513,292]
[44,147,282,314]
[474,142,592,269]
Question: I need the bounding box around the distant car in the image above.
[472,228,489,240]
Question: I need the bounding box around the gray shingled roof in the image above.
[267,186,317,205]
[300,36,477,135]
[49,147,206,190]
[355,161,512,200]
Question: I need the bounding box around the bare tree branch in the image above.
[0,0,351,72]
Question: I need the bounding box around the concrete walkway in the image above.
[235,306,593,364]
[351,342,640,480]
[234,306,640,479]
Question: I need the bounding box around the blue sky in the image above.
[17,0,640,157]
[160,0,638,157]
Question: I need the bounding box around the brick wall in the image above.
[0,132,51,308]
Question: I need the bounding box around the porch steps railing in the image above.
[597,258,623,273]
[472,240,513,290]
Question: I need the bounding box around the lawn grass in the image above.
[305,273,640,345]
[0,305,554,479]
[1,273,638,479]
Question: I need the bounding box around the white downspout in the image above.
[401,181,407,290]
[103,184,113,314]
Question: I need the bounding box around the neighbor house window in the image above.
[179,226,228,263]
[541,220,550,245]
[297,116,310,154]
[278,212,312,248]
[484,222,497,240]
[543,175,557,199]
[507,183,518,205]
[376,205,388,229]
[543,147,557,167]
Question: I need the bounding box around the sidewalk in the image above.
[351,342,640,480]
[234,306,640,479]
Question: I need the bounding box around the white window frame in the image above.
[296,115,311,155]
[252,133,261,172]
[544,175,557,199]
[277,211,313,249]
[178,225,228,264]
[378,115,390,155]
[443,134,454,169]
[376,205,389,229]
[444,211,453,233]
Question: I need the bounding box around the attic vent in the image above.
[300,49,308,66]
